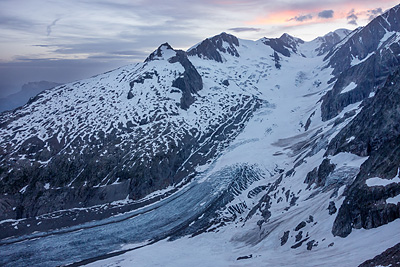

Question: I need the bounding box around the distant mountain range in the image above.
[0,81,61,112]
[1,4,400,267]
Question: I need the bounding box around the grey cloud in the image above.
[367,7,383,21]
[0,15,35,31]
[80,0,210,22]
[289,14,313,22]
[47,18,61,36]
[347,9,358,25]
[14,56,59,62]
[228,27,261,33]
[347,13,358,20]
[33,44,55,48]
[348,19,358,25]
[109,50,147,56]
[51,40,134,55]
[318,10,334,19]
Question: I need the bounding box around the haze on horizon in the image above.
[0,0,398,98]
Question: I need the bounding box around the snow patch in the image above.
[19,185,28,194]
[329,152,367,168]
[340,82,357,94]
[351,52,374,66]
[386,194,400,204]
[366,177,400,187]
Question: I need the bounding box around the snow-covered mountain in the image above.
[1,4,400,267]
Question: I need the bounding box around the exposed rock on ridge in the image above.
[188,32,239,62]
[329,69,400,237]
[321,4,400,121]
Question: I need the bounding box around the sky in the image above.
[0,0,399,98]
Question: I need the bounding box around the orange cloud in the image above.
[245,0,398,27]
[247,8,337,26]
[248,10,301,25]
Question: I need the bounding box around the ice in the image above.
[86,217,400,267]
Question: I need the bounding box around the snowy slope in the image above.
[82,23,400,266]
[1,4,400,267]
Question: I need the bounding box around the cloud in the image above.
[228,27,261,32]
[289,14,313,22]
[345,7,384,26]
[347,9,358,25]
[318,10,334,19]
[1,0,398,98]
[347,14,358,20]
[0,15,35,31]
[367,7,383,20]
[109,50,147,56]
[347,19,358,25]
[286,9,332,23]
[47,18,61,36]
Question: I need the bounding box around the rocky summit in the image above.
[1,4,400,267]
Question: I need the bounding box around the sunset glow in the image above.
[0,0,399,97]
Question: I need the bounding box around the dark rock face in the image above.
[358,242,400,267]
[188,32,239,62]
[331,139,400,237]
[134,44,203,110]
[304,159,335,188]
[278,33,304,55]
[291,237,310,249]
[313,30,351,56]
[262,38,291,57]
[169,50,203,110]
[295,221,306,231]
[295,231,303,242]
[329,70,400,237]
[280,231,290,246]
[237,254,252,260]
[328,201,337,215]
[262,33,304,57]
[246,193,271,225]
[327,70,400,157]
[306,240,317,251]
[325,5,400,77]
[144,42,174,62]
[273,52,281,69]
[321,4,400,121]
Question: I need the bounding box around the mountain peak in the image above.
[330,28,351,39]
[373,3,400,33]
[279,33,304,45]
[187,32,239,62]
[260,33,304,58]
[145,42,176,62]
[301,28,352,57]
